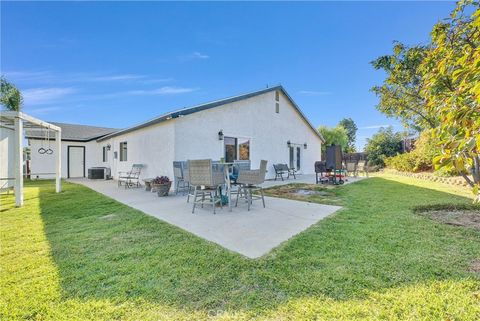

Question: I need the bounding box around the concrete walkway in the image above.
[70,178,342,258]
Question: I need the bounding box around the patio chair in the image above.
[273,164,287,181]
[285,164,297,179]
[273,164,296,181]
[345,161,357,177]
[188,159,224,214]
[173,161,190,195]
[118,164,144,188]
[231,160,251,183]
[235,160,267,211]
[356,160,369,177]
[182,161,195,202]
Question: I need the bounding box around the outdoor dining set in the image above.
[174,159,268,213]
[117,159,269,214]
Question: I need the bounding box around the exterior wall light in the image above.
[218,130,224,141]
[304,143,307,149]
[107,144,111,151]
[287,140,291,148]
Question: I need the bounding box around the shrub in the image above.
[365,127,403,167]
[385,131,437,172]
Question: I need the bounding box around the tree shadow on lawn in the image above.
[38,178,480,313]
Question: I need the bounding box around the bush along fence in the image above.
[382,169,470,187]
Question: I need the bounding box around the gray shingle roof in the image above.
[25,122,118,141]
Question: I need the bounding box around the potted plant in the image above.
[151,176,171,197]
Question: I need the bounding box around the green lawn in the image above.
[1,176,479,320]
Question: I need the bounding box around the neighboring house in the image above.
[26,86,324,180]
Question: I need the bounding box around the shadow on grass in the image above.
[36,178,480,313]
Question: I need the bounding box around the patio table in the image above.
[219,162,234,212]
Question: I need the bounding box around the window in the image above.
[119,142,127,161]
[224,136,250,162]
[238,138,250,160]
[275,90,280,101]
[275,102,279,113]
[102,146,108,162]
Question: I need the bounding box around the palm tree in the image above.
[0,77,23,111]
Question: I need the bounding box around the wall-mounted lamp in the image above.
[218,130,224,141]
[287,140,291,148]
[304,143,307,149]
[106,144,111,151]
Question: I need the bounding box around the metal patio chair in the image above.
[173,161,190,195]
[345,161,357,177]
[356,160,369,177]
[118,164,144,188]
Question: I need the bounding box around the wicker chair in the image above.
[188,159,224,214]
[235,160,267,211]
[231,160,251,183]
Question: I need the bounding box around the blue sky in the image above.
[1,1,455,150]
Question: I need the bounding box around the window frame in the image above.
[119,142,128,162]
[102,146,108,162]
[224,136,251,162]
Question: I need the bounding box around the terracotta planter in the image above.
[153,182,171,197]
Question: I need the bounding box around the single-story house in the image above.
[26,86,324,180]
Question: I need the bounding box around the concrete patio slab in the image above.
[70,178,342,258]
[262,174,366,188]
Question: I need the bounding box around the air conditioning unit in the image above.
[88,167,111,180]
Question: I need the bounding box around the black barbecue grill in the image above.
[315,144,345,185]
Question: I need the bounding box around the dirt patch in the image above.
[470,260,480,274]
[264,184,342,206]
[419,209,480,230]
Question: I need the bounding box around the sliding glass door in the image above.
[224,137,237,163]
[289,146,301,170]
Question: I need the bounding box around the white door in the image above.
[68,146,85,178]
